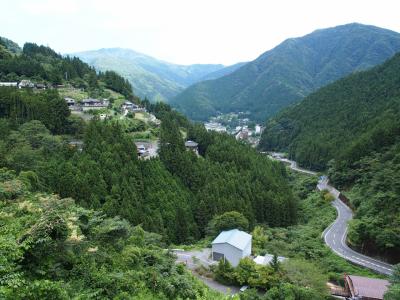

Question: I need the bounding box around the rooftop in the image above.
[346,275,390,300]
[185,140,198,147]
[212,229,252,251]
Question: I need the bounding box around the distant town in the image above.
[204,112,264,146]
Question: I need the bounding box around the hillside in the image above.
[0,39,134,100]
[199,62,247,81]
[0,169,221,299]
[73,48,228,101]
[171,23,400,121]
[259,52,400,261]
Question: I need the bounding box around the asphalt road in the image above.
[319,179,394,276]
[266,152,394,275]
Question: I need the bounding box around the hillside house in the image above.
[343,275,390,300]
[18,80,35,88]
[0,82,18,87]
[81,98,108,111]
[64,97,76,106]
[35,83,47,89]
[184,140,198,154]
[122,101,145,112]
[211,229,252,267]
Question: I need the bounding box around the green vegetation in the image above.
[0,168,223,299]
[206,211,249,236]
[259,52,400,261]
[0,40,134,100]
[209,171,384,299]
[385,265,400,299]
[172,23,400,121]
[252,171,380,279]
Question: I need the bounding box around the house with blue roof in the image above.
[211,229,252,267]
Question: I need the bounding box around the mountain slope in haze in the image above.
[171,23,400,121]
[259,52,400,261]
[74,48,227,102]
[199,61,247,81]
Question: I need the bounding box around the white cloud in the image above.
[3,0,400,65]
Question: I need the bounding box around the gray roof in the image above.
[185,140,198,147]
[212,229,251,251]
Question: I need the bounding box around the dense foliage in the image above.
[260,51,400,260]
[0,88,71,134]
[0,95,297,246]
[172,23,400,121]
[0,168,223,299]
[385,265,400,300]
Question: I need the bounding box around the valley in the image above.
[1,12,400,300]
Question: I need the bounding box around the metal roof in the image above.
[346,275,390,300]
[212,229,251,251]
[185,140,198,147]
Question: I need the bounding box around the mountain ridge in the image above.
[171,23,400,121]
[73,47,238,102]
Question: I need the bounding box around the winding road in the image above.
[268,153,394,275]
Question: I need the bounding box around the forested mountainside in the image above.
[0,169,222,299]
[74,48,228,102]
[259,52,400,262]
[171,23,400,121]
[0,38,133,99]
[198,62,247,81]
[0,38,301,297]
[0,95,297,244]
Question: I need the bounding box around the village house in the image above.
[64,97,76,107]
[35,83,47,89]
[68,140,84,152]
[211,229,252,267]
[343,275,390,300]
[0,82,18,87]
[18,80,35,88]
[184,140,199,154]
[122,101,145,113]
[81,98,108,111]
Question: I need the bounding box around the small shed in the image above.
[344,274,390,300]
[211,229,252,267]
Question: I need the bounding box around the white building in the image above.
[255,125,262,135]
[0,82,18,87]
[211,229,252,267]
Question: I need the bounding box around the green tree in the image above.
[207,211,249,236]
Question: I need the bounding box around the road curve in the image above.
[319,179,394,275]
[266,152,394,275]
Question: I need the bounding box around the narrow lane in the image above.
[267,152,394,275]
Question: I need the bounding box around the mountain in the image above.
[0,40,134,100]
[171,23,400,121]
[73,48,229,102]
[0,36,21,54]
[259,51,400,261]
[199,62,247,81]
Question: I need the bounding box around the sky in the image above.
[1,0,400,65]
